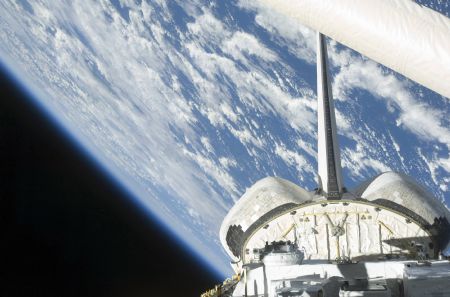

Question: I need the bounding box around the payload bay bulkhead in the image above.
[201,32,450,297]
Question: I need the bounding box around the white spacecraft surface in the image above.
[202,1,450,296]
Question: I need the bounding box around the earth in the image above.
[0,0,448,278]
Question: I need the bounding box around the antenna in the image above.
[316,32,344,199]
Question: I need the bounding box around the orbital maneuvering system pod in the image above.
[202,29,450,297]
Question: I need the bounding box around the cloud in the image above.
[275,143,315,181]
[238,0,316,64]
[223,31,277,63]
[330,46,450,147]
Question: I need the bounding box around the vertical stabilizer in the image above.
[317,33,343,199]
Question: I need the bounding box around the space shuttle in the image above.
[202,1,450,296]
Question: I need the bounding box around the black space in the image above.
[0,70,220,297]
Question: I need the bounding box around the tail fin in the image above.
[316,32,344,199]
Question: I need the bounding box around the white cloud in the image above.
[200,136,214,153]
[223,31,276,63]
[342,146,391,179]
[330,49,450,148]
[182,147,239,198]
[219,157,237,169]
[238,0,316,64]
[275,143,314,181]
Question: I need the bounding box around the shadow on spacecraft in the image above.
[202,1,450,296]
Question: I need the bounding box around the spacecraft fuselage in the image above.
[202,7,450,297]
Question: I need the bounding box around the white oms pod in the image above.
[258,0,450,99]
